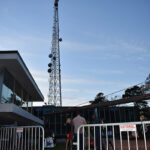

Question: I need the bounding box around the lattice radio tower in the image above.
[48,0,62,106]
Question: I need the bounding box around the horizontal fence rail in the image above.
[0,126,44,150]
[76,121,150,150]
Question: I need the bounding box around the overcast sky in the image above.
[0,0,150,106]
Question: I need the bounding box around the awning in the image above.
[0,103,43,125]
[0,51,44,102]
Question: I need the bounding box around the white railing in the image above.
[0,126,44,150]
[76,121,150,150]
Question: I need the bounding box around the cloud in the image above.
[30,69,49,103]
[62,88,98,95]
[121,42,147,53]
[31,69,48,77]
[61,40,115,51]
[30,69,128,88]
[34,77,48,83]
[1,28,148,106]
[30,68,132,97]
[62,96,89,106]
[29,68,132,106]
[61,39,149,64]
[82,69,124,75]
[30,69,48,85]
[62,88,80,93]
[62,77,130,88]
[0,29,49,53]
[61,38,148,56]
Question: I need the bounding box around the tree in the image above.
[122,85,148,118]
[145,74,150,85]
[91,92,107,104]
[122,85,143,99]
[144,74,150,93]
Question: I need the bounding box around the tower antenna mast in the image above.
[48,0,62,106]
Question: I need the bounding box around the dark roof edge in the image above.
[0,50,19,54]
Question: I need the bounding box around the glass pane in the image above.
[22,101,28,107]
[14,81,22,106]
[1,71,14,104]
[1,84,13,103]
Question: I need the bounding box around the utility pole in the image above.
[48,0,62,106]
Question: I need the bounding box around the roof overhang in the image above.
[0,103,43,125]
[0,51,44,102]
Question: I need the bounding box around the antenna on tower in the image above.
[48,0,62,106]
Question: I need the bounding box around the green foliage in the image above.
[122,85,148,117]
[122,85,143,98]
[91,92,107,104]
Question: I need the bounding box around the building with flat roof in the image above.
[0,51,44,126]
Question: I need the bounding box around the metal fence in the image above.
[76,121,150,150]
[0,126,44,150]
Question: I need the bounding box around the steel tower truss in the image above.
[48,0,62,106]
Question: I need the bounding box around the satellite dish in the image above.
[48,63,52,67]
[59,38,62,42]
[48,69,52,73]
[49,54,53,58]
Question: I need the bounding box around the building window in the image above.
[1,71,14,103]
[22,89,28,107]
[14,81,22,106]
[0,70,33,110]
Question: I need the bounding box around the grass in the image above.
[45,143,66,150]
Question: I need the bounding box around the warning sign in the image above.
[120,124,136,132]
[16,128,23,133]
